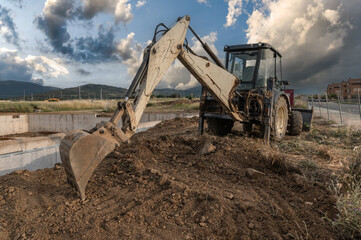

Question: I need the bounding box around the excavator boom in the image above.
[59,15,242,199]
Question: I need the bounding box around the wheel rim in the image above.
[276,105,286,134]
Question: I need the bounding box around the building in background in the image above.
[327,78,361,99]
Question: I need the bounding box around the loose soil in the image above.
[0,117,340,239]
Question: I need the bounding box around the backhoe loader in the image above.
[59,15,312,200]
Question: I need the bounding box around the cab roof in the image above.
[224,42,282,57]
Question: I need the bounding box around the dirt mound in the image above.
[0,117,338,239]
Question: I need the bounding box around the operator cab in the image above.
[224,43,283,91]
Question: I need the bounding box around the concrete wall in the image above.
[0,115,28,136]
[1,113,196,136]
[0,145,61,175]
[0,113,196,175]
[0,133,65,155]
[27,112,196,133]
[28,114,107,133]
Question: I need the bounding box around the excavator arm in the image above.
[60,15,243,199]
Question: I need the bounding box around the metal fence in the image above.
[307,92,361,128]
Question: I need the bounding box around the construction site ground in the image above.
[0,116,359,239]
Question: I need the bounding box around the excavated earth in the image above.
[0,117,338,239]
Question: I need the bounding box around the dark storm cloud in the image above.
[246,0,361,93]
[77,68,91,76]
[0,5,21,48]
[34,0,134,64]
[34,0,75,56]
[73,25,119,62]
[0,57,32,81]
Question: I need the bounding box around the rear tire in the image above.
[207,118,234,136]
[289,111,303,136]
[272,97,288,140]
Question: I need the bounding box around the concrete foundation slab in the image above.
[0,145,60,175]
[0,115,196,176]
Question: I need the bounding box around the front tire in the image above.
[289,111,303,136]
[272,97,288,140]
[207,118,234,136]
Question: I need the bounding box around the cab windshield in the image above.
[227,50,257,90]
[227,48,278,90]
[227,51,257,82]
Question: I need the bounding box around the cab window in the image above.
[257,49,275,88]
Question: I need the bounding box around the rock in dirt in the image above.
[159,174,168,185]
[199,139,216,155]
[199,222,207,227]
[224,193,234,200]
[245,168,265,178]
[54,164,62,170]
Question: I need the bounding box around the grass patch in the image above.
[0,102,37,113]
[326,151,361,238]
[330,183,361,238]
[277,141,307,155]
[0,100,118,113]
[305,129,326,144]
[294,97,308,109]
[305,123,361,149]
[145,99,199,112]
[0,98,200,113]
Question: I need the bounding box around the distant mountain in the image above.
[32,84,128,100]
[153,86,202,98]
[1,81,203,100]
[0,80,60,99]
[31,84,202,100]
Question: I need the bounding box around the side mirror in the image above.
[281,81,290,86]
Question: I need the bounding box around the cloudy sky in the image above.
[0,0,360,93]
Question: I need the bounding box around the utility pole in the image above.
[325,92,330,120]
[31,92,33,101]
[100,88,103,100]
[23,90,25,101]
[337,90,343,124]
[79,86,81,100]
[357,88,361,119]
[61,91,63,100]
[317,94,321,116]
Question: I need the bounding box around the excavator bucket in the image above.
[59,130,117,200]
[58,16,191,200]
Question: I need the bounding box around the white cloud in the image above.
[114,0,133,24]
[197,0,208,4]
[25,56,69,78]
[224,0,243,27]
[82,0,133,24]
[246,0,356,91]
[116,32,143,76]
[136,0,146,8]
[0,48,68,84]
